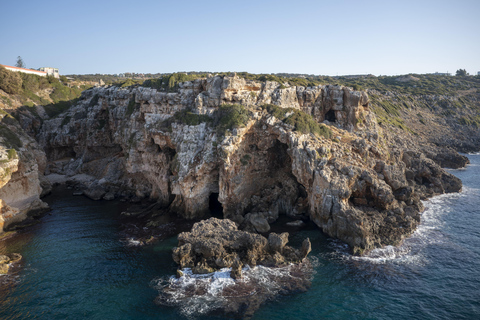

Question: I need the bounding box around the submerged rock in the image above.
[0,253,22,274]
[172,218,311,278]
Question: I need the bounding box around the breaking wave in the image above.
[153,260,315,318]
[331,190,467,265]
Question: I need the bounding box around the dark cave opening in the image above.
[325,109,336,123]
[209,193,223,218]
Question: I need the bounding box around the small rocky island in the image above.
[172,218,311,278]
[157,218,314,318]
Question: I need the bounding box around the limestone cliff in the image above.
[0,112,49,234]
[36,74,462,253]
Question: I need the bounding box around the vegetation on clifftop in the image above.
[262,104,332,138]
[161,104,249,136]
[0,65,88,118]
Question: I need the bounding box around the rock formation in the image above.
[33,74,462,254]
[0,253,22,274]
[0,113,49,234]
[172,218,310,278]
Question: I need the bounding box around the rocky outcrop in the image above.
[0,113,49,234]
[35,74,463,253]
[172,218,311,279]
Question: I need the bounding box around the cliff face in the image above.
[0,113,49,233]
[35,74,461,253]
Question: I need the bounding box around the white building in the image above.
[1,64,47,77]
[39,67,60,78]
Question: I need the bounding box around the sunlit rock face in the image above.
[0,115,49,234]
[36,74,461,253]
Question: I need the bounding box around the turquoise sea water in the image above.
[1,154,479,319]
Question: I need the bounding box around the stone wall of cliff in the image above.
[0,112,49,234]
[33,74,462,253]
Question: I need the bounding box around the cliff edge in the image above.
[33,73,462,253]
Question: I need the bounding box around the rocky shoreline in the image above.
[0,74,476,256]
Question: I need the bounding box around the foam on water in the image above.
[124,238,143,247]
[153,261,315,318]
[333,190,467,266]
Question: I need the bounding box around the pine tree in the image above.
[15,56,25,68]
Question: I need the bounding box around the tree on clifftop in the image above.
[455,69,468,76]
[15,56,25,68]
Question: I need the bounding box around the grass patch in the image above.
[7,148,17,160]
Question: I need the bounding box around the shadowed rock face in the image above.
[172,218,311,279]
[33,74,463,253]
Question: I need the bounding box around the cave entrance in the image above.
[325,109,336,122]
[209,193,223,218]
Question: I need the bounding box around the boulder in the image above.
[172,218,310,278]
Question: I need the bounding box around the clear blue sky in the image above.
[1,0,479,76]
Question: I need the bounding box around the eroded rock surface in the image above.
[31,74,463,253]
[172,218,310,278]
[0,113,49,234]
[0,253,22,274]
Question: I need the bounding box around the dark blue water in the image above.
[1,154,480,319]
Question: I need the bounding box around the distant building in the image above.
[431,72,451,76]
[39,67,60,78]
[478,71,480,76]
[0,64,47,77]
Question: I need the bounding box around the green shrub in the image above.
[143,73,206,92]
[174,110,212,126]
[214,104,249,136]
[7,148,17,160]
[44,99,77,118]
[0,66,22,94]
[49,81,82,104]
[261,104,332,138]
[120,79,139,88]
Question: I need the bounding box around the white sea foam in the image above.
[338,190,465,266]
[153,262,313,318]
[119,237,144,248]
